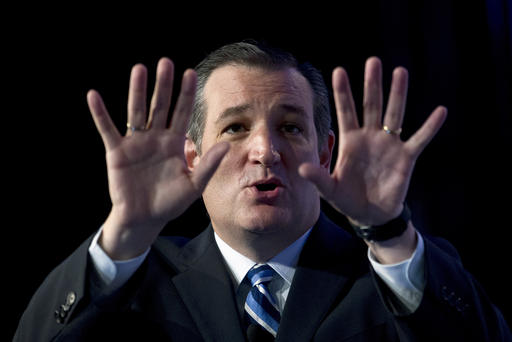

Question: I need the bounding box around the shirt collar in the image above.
[214,228,313,286]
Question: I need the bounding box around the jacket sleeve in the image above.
[371,235,512,341]
[13,234,153,342]
[14,235,93,342]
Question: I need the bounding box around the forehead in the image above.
[203,64,314,122]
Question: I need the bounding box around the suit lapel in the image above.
[156,227,246,342]
[276,213,367,342]
[153,214,365,341]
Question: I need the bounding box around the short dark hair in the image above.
[187,41,331,154]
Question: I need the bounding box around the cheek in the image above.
[285,144,321,171]
[203,151,241,199]
[285,148,321,193]
[290,174,320,202]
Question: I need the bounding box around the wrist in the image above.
[100,209,163,260]
[367,222,418,264]
[349,203,411,242]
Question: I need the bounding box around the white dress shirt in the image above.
[213,228,312,312]
[88,226,150,290]
[88,226,425,312]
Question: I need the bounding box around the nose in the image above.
[248,127,281,167]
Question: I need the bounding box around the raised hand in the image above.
[87,58,229,259]
[299,57,447,228]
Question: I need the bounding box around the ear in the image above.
[319,130,335,170]
[185,138,201,172]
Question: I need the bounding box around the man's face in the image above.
[194,65,332,240]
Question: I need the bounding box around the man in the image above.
[15,42,511,341]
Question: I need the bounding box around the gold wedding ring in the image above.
[127,122,147,132]
[382,125,402,136]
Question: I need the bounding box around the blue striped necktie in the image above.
[244,264,281,337]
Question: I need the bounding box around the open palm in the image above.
[300,58,447,226]
[87,58,228,258]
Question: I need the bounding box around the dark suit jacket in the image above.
[14,213,511,341]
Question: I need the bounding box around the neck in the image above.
[212,217,318,263]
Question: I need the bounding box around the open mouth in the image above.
[255,183,278,192]
[249,178,284,200]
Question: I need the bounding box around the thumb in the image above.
[190,142,230,193]
[298,163,334,198]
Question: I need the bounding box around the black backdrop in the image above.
[7,1,511,339]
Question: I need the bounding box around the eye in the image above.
[223,123,246,135]
[281,123,303,135]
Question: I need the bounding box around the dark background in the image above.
[7,1,511,339]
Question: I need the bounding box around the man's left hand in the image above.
[299,57,446,258]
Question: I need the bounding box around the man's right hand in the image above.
[86,58,229,260]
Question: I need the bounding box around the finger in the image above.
[363,57,383,129]
[148,58,174,129]
[189,142,230,193]
[332,67,359,132]
[87,90,122,150]
[383,67,409,133]
[298,162,334,199]
[405,106,448,158]
[127,64,148,134]
[169,69,197,136]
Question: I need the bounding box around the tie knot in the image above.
[247,264,276,287]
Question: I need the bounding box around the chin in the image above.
[238,206,292,234]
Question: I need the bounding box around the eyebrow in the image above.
[214,104,252,124]
[277,103,309,118]
[214,103,308,125]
